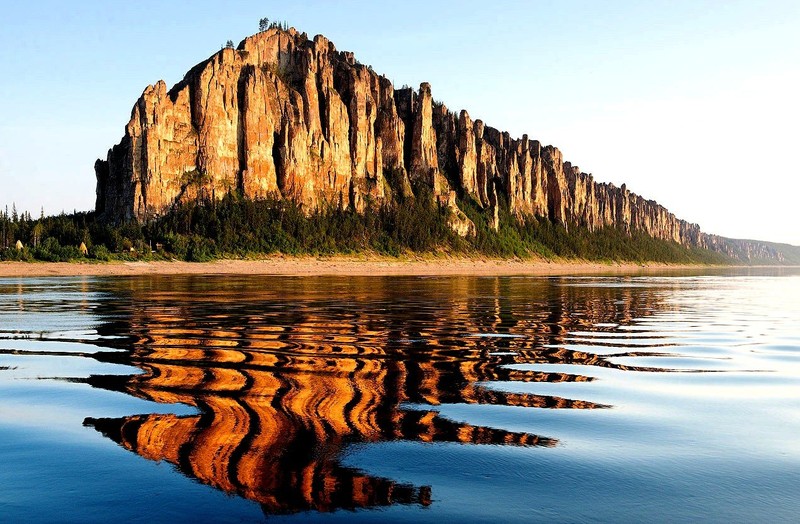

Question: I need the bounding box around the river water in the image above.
[1,270,799,522]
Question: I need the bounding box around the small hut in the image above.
[79,242,88,255]
[15,240,23,251]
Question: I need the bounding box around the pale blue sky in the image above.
[1,0,798,244]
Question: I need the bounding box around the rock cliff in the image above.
[96,27,702,246]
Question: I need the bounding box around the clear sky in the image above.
[1,0,798,245]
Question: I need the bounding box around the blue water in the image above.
[1,270,799,522]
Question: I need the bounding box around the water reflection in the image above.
[3,272,800,522]
[63,276,679,515]
[3,276,674,511]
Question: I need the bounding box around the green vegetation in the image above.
[143,189,457,260]
[457,195,732,264]
[0,206,145,263]
[258,17,289,32]
[0,193,745,264]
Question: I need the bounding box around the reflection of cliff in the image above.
[84,337,558,514]
[84,275,671,515]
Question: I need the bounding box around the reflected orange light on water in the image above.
[82,276,670,514]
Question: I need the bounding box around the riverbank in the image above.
[0,255,721,277]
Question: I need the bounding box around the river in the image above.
[1,270,798,522]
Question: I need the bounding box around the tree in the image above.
[32,221,43,248]
[259,17,269,32]
[225,40,234,49]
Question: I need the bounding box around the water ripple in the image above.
[1,272,799,521]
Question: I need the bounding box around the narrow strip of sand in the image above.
[0,257,713,277]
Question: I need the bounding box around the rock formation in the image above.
[96,27,703,246]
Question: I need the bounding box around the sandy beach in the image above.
[0,256,714,277]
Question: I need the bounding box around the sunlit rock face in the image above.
[96,27,702,244]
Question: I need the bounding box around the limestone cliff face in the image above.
[96,27,701,246]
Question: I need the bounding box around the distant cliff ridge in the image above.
[96,27,703,247]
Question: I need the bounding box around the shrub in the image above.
[90,245,111,261]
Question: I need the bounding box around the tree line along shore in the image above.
[0,194,736,265]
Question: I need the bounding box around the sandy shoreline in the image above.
[0,256,720,278]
